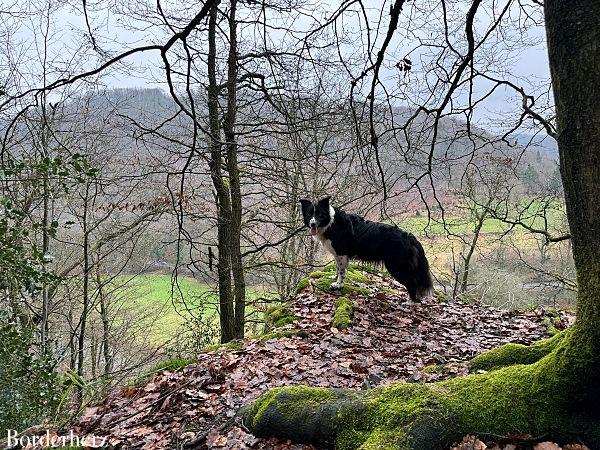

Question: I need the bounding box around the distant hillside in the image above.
[66,88,558,184]
[511,132,559,159]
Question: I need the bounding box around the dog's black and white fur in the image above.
[300,197,433,302]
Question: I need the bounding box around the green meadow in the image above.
[110,274,268,345]
[109,274,216,344]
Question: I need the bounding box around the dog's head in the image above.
[299,196,334,236]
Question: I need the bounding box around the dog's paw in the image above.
[329,282,343,290]
[328,275,337,280]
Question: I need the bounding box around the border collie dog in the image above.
[300,197,433,302]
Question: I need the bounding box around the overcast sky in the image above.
[6,0,552,131]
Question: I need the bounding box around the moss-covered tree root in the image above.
[469,329,567,371]
[243,328,600,449]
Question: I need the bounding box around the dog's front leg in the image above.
[330,255,348,290]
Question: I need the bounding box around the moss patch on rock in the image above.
[263,303,299,331]
[205,340,245,352]
[292,266,376,297]
[332,297,354,329]
[292,277,310,296]
[313,267,371,296]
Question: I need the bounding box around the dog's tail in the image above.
[410,237,433,301]
[415,248,434,300]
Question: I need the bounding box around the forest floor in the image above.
[67,269,577,450]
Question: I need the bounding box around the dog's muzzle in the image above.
[309,218,318,235]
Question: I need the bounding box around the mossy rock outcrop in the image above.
[293,265,374,297]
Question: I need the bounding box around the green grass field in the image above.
[109,274,268,345]
[401,202,566,238]
[109,274,217,344]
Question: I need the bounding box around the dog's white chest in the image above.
[313,234,337,257]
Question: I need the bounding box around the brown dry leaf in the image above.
[451,435,487,450]
[534,443,562,450]
[212,434,228,447]
[122,386,138,398]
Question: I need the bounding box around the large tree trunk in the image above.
[242,1,600,448]
[545,0,600,349]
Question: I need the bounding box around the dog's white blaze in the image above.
[312,203,337,255]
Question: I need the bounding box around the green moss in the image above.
[546,325,561,336]
[421,364,440,374]
[205,339,244,352]
[469,330,568,371]
[382,287,396,296]
[263,302,299,331]
[457,293,477,303]
[247,385,337,429]
[292,277,310,295]
[346,268,377,285]
[273,316,298,327]
[433,290,450,302]
[333,297,354,329]
[357,428,409,449]
[257,329,300,345]
[312,270,370,296]
[292,266,376,297]
[256,355,593,448]
[133,357,196,385]
[542,309,565,336]
[351,264,387,277]
[148,357,196,372]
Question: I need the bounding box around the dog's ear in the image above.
[318,196,331,206]
[299,199,312,212]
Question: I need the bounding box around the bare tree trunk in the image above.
[459,209,487,293]
[68,308,76,372]
[76,183,91,403]
[207,3,236,343]
[545,0,600,362]
[223,0,246,338]
[40,172,50,352]
[90,331,97,379]
[94,258,112,376]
